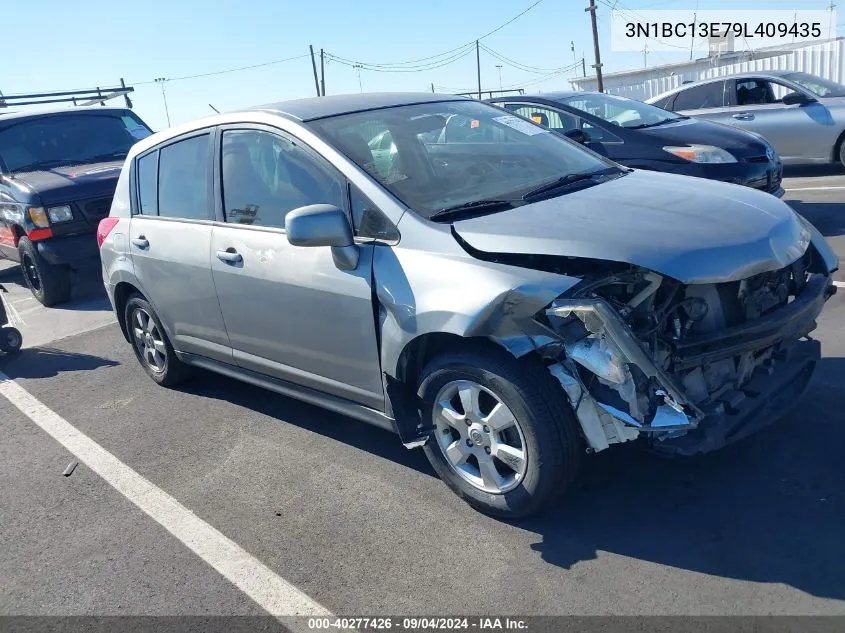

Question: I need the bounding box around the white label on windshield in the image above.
[493,115,548,136]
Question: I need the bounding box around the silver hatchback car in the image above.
[99,93,837,518]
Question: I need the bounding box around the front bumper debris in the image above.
[545,272,834,455]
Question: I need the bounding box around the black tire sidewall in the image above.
[0,327,22,354]
[17,237,71,306]
[124,295,184,386]
[420,350,578,519]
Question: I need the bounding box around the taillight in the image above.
[97,217,120,248]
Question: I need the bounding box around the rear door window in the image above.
[157,134,211,221]
[673,81,726,110]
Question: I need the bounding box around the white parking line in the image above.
[0,372,332,620]
[834,281,845,289]
[784,186,845,191]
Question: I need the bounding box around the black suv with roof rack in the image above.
[0,107,153,305]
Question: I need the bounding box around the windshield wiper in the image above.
[9,159,79,174]
[522,169,622,201]
[429,199,520,221]
[87,151,128,162]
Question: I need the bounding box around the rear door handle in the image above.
[216,249,243,264]
[132,236,149,248]
[732,112,754,120]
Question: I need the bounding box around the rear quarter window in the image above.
[136,151,158,215]
[673,82,725,110]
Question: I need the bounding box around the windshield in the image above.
[0,112,152,173]
[782,72,845,97]
[309,100,619,219]
[560,92,684,128]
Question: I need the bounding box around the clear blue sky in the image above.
[3,0,840,130]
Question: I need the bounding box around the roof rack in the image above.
[0,79,134,109]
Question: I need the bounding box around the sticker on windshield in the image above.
[492,114,548,136]
[128,127,152,140]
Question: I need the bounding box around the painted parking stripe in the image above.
[834,281,845,289]
[784,186,845,191]
[0,372,332,620]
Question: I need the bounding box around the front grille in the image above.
[746,155,771,163]
[80,197,112,219]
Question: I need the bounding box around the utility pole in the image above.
[354,64,363,93]
[829,0,837,41]
[431,82,435,93]
[642,43,649,68]
[320,48,326,97]
[476,40,482,99]
[495,64,503,89]
[309,45,321,96]
[585,0,604,92]
[571,41,577,65]
[582,57,586,77]
[154,77,171,127]
[689,12,697,60]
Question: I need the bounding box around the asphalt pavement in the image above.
[1,168,843,617]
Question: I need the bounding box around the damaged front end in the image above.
[540,248,836,456]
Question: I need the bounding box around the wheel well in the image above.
[395,332,507,390]
[833,130,845,163]
[113,282,144,343]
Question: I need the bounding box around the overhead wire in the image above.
[131,53,311,86]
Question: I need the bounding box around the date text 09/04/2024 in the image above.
[625,21,822,39]
[307,617,529,631]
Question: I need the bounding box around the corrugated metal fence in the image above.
[570,39,845,101]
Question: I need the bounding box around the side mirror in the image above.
[286,204,359,270]
[564,129,590,144]
[782,91,815,106]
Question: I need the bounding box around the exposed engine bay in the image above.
[539,247,837,455]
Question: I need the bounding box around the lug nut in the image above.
[465,419,472,426]
[484,447,491,455]
[466,439,473,447]
[483,425,490,433]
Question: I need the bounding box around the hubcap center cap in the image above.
[469,427,485,446]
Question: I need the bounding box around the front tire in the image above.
[18,237,71,306]
[419,346,582,519]
[124,294,189,386]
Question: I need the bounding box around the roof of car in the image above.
[251,92,470,121]
[0,106,131,129]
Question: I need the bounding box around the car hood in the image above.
[452,170,810,284]
[638,118,769,156]
[11,160,124,205]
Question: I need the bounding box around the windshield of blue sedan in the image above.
[782,72,845,97]
[309,100,619,219]
[561,93,683,128]
[0,113,152,173]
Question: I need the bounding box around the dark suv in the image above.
[0,107,153,305]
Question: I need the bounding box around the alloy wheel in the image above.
[131,308,167,373]
[432,380,528,494]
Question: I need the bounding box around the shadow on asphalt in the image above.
[185,355,844,599]
[787,199,845,238]
[523,356,845,601]
[0,347,119,378]
[0,262,106,305]
[783,164,845,178]
[185,371,437,478]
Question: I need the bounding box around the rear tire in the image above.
[419,345,582,519]
[18,237,71,307]
[839,141,845,169]
[124,294,189,387]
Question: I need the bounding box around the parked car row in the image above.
[96,92,837,518]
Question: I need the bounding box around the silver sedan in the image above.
[647,70,845,167]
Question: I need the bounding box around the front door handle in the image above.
[132,236,149,248]
[216,249,243,264]
[732,112,754,120]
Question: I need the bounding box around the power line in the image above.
[325,47,475,73]
[131,53,311,86]
[480,44,566,73]
[325,0,546,70]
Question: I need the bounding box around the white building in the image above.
[569,37,845,100]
